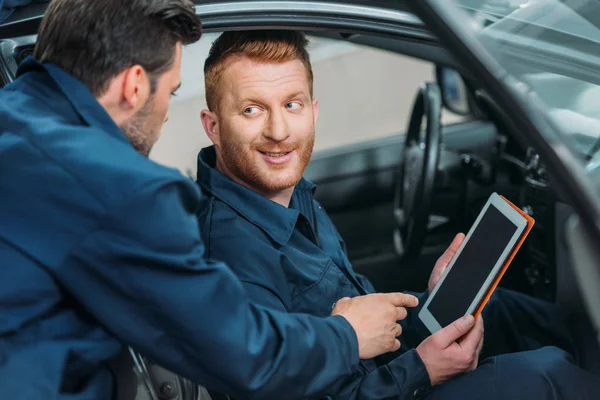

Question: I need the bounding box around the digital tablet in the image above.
[418,192,534,334]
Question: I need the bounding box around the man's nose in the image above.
[263,109,289,142]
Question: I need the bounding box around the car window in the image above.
[151,33,464,176]
[451,0,600,159]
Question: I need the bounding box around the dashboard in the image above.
[519,147,556,301]
[472,89,579,305]
[518,146,584,310]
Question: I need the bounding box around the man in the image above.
[197,30,599,399]
[0,2,415,399]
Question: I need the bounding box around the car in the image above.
[2,0,600,399]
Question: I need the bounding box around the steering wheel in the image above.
[393,82,442,258]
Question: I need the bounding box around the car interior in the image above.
[2,1,600,399]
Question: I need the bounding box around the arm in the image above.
[337,350,431,400]
[57,179,360,400]
[237,278,432,400]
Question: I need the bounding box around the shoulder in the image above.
[198,194,284,285]
[0,89,200,240]
[2,93,196,213]
[0,78,201,264]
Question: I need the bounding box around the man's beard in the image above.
[219,128,315,195]
[120,99,156,157]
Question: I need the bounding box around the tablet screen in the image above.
[428,205,519,327]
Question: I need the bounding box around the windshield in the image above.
[451,0,600,158]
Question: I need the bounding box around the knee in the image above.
[517,346,574,377]
[487,287,526,308]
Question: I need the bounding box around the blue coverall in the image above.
[196,145,600,399]
[0,58,364,399]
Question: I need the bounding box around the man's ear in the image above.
[312,98,320,125]
[201,109,220,146]
[122,65,151,112]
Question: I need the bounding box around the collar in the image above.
[16,57,129,145]
[196,146,317,246]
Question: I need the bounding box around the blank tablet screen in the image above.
[428,205,519,327]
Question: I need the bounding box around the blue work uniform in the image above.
[196,146,600,400]
[0,58,363,400]
[197,147,432,399]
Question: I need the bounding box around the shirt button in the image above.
[331,302,336,310]
[413,388,424,399]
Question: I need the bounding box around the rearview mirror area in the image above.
[436,66,471,116]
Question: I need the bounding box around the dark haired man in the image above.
[0,1,413,399]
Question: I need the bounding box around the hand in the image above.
[428,233,465,293]
[332,293,419,359]
[416,315,484,386]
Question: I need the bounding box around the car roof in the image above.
[194,0,410,10]
[0,0,415,37]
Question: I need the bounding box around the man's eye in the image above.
[285,102,301,110]
[244,107,259,114]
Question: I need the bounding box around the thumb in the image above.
[436,315,475,347]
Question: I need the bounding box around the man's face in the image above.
[211,57,318,195]
[121,43,182,157]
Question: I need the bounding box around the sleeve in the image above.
[57,178,360,400]
[336,350,432,400]
[239,281,289,312]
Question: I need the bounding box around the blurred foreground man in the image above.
[0,1,415,399]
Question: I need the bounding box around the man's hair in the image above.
[204,30,313,112]
[34,0,202,96]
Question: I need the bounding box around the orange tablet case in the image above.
[472,195,535,317]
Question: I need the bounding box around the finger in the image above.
[437,233,465,266]
[435,314,475,347]
[476,337,484,356]
[471,335,484,370]
[475,319,484,355]
[435,233,465,270]
[394,323,403,337]
[385,293,419,308]
[429,234,466,292]
[396,306,408,321]
[458,316,484,352]
[392,338,401,352]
